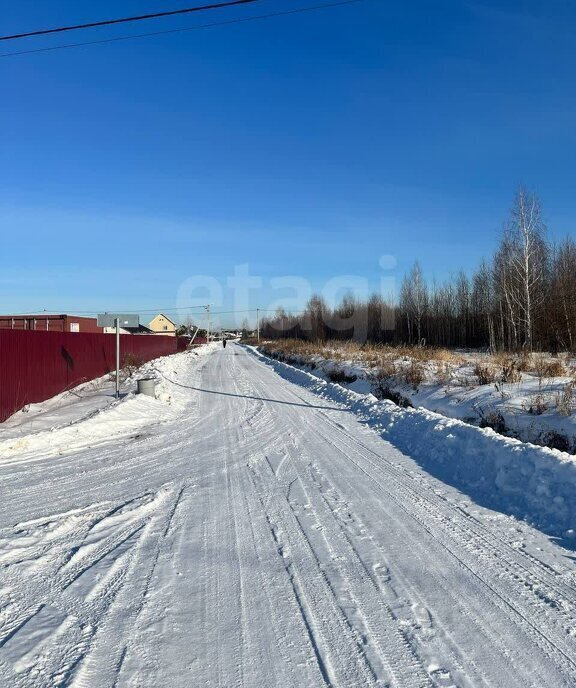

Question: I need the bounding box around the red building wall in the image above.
[0,330,186,422]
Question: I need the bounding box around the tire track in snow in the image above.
[71,482,194,687]
[254,347,576,613]
[242,347,576,687]
[248,467,378,687]
[0,485,181,687]
[264,429,434,687]
[301,402,576,686]
[231,353,380,686]
[239,471,329,687]
[246,448,389,685]
[232,352,334,687]
[305,461,490,688]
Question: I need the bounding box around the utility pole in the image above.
[205,304,211,343]
[257,308,260,343]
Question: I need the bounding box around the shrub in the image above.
[524,393,548,415]
[544,360,566,377]
[491,351,510,367]
[516,353,532,372]
[556,380,576,416]
[474,363,496,385]
[403,361,425,390]
[373,359,397,382]
[120,352,145,379]
[501,359,522,383]
[532,356,565,379]
[435,362,453,385]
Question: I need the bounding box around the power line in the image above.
[0,0,366,58]
[31,306,306,316]
[35,305,207,315]
[0,0,266,42]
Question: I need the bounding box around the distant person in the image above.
[223,339,227,348]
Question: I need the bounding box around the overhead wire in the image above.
[30,306,305,316]
[0,0,267,41]
[0,0,366,58]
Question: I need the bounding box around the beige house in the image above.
[148,313,177,336]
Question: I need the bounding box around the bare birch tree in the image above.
[502,188,548,350]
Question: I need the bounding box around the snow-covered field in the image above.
[1,342,576,687]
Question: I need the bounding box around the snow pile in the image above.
[0,343,217,463]
[249,346,576,540]
[134,341,219,409]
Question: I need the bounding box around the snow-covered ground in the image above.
[259,344,576,452]
[0,344,219,453]
[1,342,576,687]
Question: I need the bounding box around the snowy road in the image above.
[1,343,576,687]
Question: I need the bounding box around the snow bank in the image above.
[0,343,217,463]
[260,346,576,452]
[248,346,576,540]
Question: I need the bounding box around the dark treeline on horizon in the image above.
[259,188,576,352]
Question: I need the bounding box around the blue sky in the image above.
[2,0,575,327]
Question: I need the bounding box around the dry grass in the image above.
[500,359,523,383]
[392,346,462,365]
[481,351,568,381]
[435,362,454,385]
[523,393,549,415]
[556,380,576,416]
[474,363,497,385]
[543,360,566,377]
[517,355,566,380]
[260,339,465,363]
[516,352,533,373]
[254,340,576,447]
[257,340,573,394]
[403,360,426,390]
[374,359,397,381]
[259,339,316,356]
[491,351,511,367]
[120,352,145,379]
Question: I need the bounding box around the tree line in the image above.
[260,188,576,352]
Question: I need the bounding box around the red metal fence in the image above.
[0,330,188,423]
